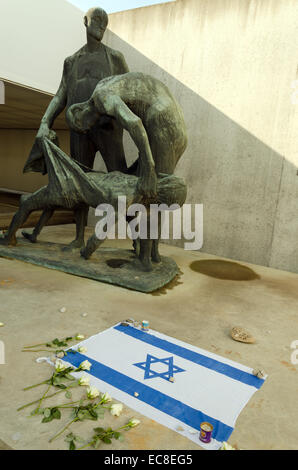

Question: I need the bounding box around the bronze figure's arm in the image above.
[105,95,157,198]
[36,59,69,142]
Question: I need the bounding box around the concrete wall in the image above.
[0,0,80,192]
[0,130,70,192]
[0,0,84,93]
[103,0,298,273]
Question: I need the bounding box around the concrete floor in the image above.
[0,225,298,450]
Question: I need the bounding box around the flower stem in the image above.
[49,418,77,443]
[17,384,79,411]
[22,349,57,353]
[23,380,49,391]
[23,342,48,349]
[56,400,81,409]
[36,383,52,412]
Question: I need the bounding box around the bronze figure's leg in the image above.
[0,189,49,246]
[91,124,127,173]
[66,131,97,249]
[81,211,118,259]
[80,233,105,260]
[22,208,54,243]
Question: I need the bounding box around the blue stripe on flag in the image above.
[66,352,234,443]
[114,325,263,389]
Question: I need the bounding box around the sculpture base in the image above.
[0,238,179,293]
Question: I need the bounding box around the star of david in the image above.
[134,354,185,382]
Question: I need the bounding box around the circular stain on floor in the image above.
[106,259,130,269]
[189,259,260,281]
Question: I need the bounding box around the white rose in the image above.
[110,403,123,417]
[55,359,67,372]
[101,392,112,403]
[78,375,90,386]
[75,334,85,340]
[78,346,87,353]
[87,386,100,399]
[128,418,141,428]
[79,360,92,371]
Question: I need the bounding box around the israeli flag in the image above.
[62,323,266,449]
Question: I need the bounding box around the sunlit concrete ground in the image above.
[0,225,298,450]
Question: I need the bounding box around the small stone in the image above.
[231,327,255,344]
[252,369,266,379]
[59,307,66,313]
[134,392,139,397]
[56,352,65,359]
[0,322,4,327]
[169,377,175,383]
[81,313,88,318]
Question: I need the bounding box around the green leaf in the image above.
[77,410,87,421]
[94,427,105,434]
[69,440,76,451]
[65,433,75,443]
[88,408,98,419]
[102,437,112,444]
[64,374,75,381]
[42,415,54,423]
[56,384,67,389]
[52,408,61,420]
[114,432,121,440]
[65,391,72,399]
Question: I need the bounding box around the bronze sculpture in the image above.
[0,9,189,290]
[23,7,129,248]
[0,139,187,272]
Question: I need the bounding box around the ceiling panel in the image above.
[0,80,68,130]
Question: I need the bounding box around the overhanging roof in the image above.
[0,80,67,130]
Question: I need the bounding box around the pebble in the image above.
[252,368,266,379]
[0,322,4,327]
[81,313,88,318]
[231,326,255,344]
[134,392,139,397]
[169,377,175,383]
[59,307,66,313]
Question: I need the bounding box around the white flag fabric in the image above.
[59,323,266,449]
